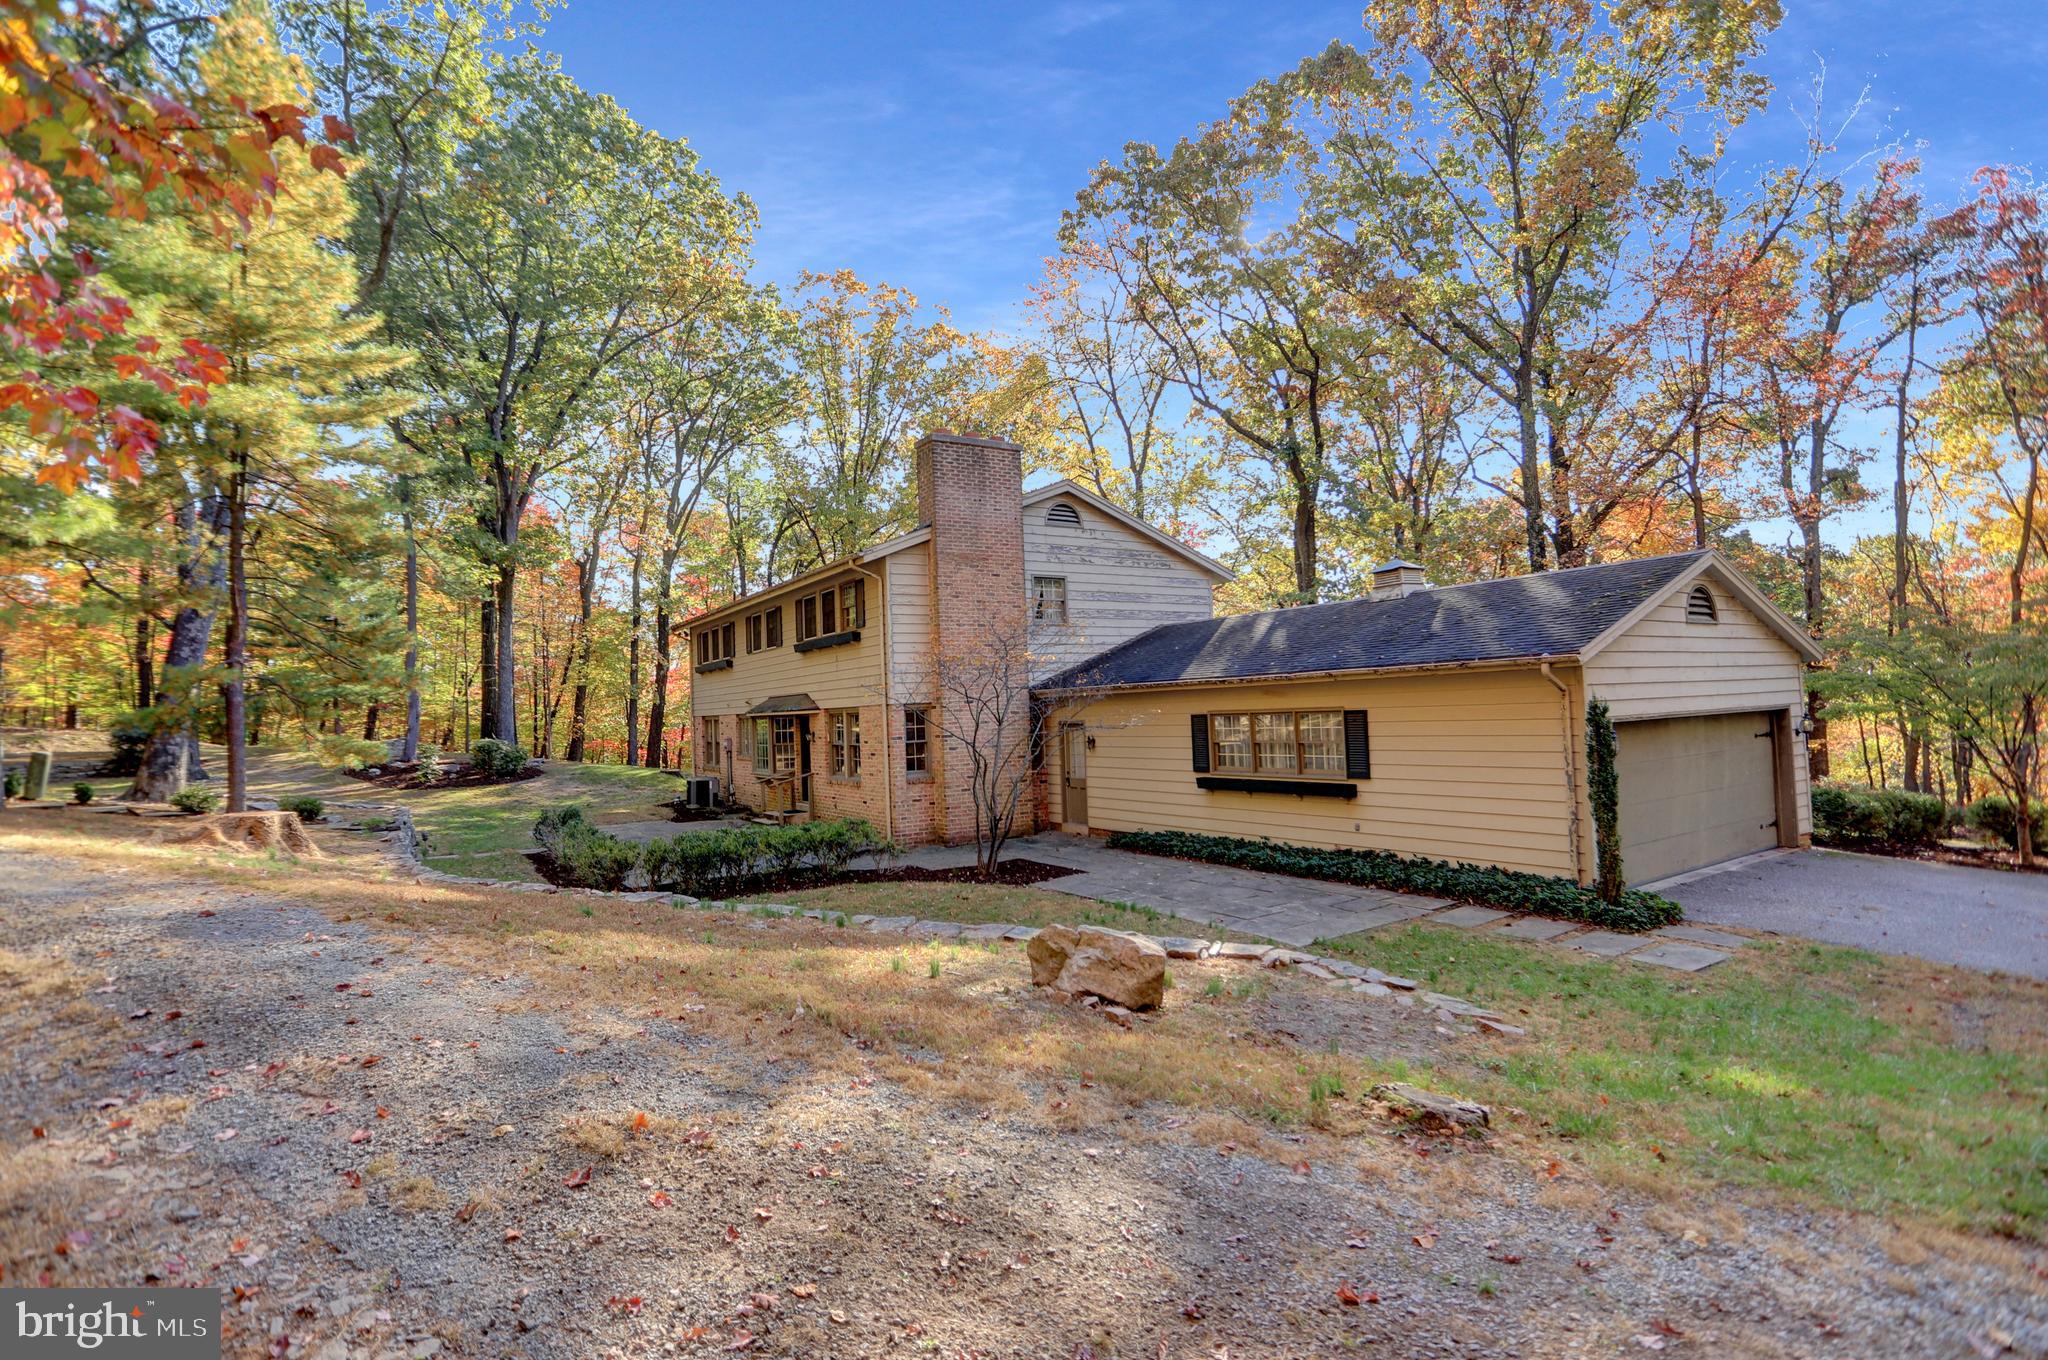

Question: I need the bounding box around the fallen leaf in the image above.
[647,1191,672,1209]
[724,1332,756,1352]
[214,1128,237,1142]
[502,1228,522,1243]
[562,1166,592,1188]
[790,1284,815,1299]
[1411,1232,1437,1249]
[1336,1284,1363,1306]
[346,1129,371,1144]
[753,1206,773,1221]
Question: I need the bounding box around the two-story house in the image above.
[681,431,1233,846]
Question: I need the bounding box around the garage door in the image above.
[1615,712,1780,884]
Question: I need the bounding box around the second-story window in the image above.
[1032,575,1068,624]
[745,607,783,653]
[796,594,819,642]
[697,621,735,666]
[794,580,864,642]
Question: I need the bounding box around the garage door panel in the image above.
[1616,712,1779,884]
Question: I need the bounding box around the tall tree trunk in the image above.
[134,565,153,710]
[494,559,518,747]
[645,569,673,769]
[479,594,498,741]
[401,494,420,762]
[221,452,249,814]
[1514,371,1546,573]
[564,554,599,763]
[135,494,228,801]
[625,538,643,768]
[362,703,381,741]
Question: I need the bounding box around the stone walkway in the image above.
[892,833,1748,969]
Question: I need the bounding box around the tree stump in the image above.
[160,812,325,858]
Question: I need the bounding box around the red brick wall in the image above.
[917,432,1029,846]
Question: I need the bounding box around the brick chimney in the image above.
[915,431,1026,844]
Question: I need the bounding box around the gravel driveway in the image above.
[1666,848,2048,978]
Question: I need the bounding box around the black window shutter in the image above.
[1344,710,1370,779]
[1190,714,1211,773]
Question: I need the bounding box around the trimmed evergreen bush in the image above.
[73,782,94,804]
[279,794,324,822]
[1585,698,1623,904]
[530,811,894,896]
[3,770,20,800]
[1965,794,2046,850]
[468,738,529,778]
[1811,784,1949,847]
[1104,828,1682,932]
[170,786,220,814]
[107,719,151,776]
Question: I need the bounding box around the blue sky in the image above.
[542,2,2046,552]
[547,1,2047,333]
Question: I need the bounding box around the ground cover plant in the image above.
[1108,829,1683,931]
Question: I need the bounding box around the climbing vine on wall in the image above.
[1586,698,1623,904]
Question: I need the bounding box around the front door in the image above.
[1061,723,1088,828]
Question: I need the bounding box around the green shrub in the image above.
[1585,698,1623,903]
[468,738,529,779]
[636,818,893,897]
[415,744,446,783]
[1966,794,2047,850]
[532,805,637,888]
[1812,784,1949,847]
[73,782,94,805]
[107,718,151,776]
[1104,828,1682,932]
[279,794,323,823]
[170,786,220,814]
[3,770,20,800]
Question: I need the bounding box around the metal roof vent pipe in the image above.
[1368,559,1429,600]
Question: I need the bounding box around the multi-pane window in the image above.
[752,718,772,772]
[697,621,735,666]
[1210,713,1253,771]
[1211,711,1345,776]
[1031,575,1068,624]
[793,580,864,642]
[770,716,798,773]
[703,716,720,763]
[903,707,929,774]
[829,709,862,777]
[745,607,785,653]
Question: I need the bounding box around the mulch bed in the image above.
[665,803,736,823]
[343,760,542,791]
[527,853,1079,893]
[1817,838,2046,875]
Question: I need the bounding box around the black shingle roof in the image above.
[1040,551,1711,692]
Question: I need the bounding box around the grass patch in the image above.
[1322,922,2048,1236]
[744,880,1267,941]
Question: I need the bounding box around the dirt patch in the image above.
[343,760,543,791]
[3,821,2045,1358]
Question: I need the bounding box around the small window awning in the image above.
[745,693,820,716]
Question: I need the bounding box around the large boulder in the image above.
[1026,924,1166,1010]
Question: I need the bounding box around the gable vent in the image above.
[1685,584,1718,623]
[1046,502,1081,527]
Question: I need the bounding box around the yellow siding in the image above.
[1024,497,1216,679]
[1056,667,1579,877]
[1583,571,1813,835]
[886,544,933,703]
[689,568,886,722]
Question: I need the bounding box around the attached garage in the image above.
[1035,549,1824,892]
[1615,712,1783,884]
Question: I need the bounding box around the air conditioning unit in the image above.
[684,775,720,810]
